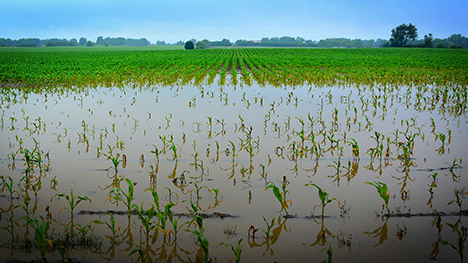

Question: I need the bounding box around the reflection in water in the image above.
[303,218,335,248]
[0,78,467,262]
[248,216,290,257]
[364,217,389,247]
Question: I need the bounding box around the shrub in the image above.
[184,41,194,50]
[450,44,463,49]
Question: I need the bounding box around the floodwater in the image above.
[0,82,467,263]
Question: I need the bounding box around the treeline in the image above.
[0,38,76,47]
[95,36,150,46]
[193,37,386,48]
[2,34,467,49]
[234,37,385,48]
[0,37,152,47]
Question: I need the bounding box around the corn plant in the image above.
[347,138,360,159]
[366,182,390,215]
[144,188,177,237]
[0,175,19,200]
[320,242,333,263]
[50,189,91,220]
[218,238,243,263]
[441,222,465,263]
[446,188,467,213]
[185,201,210,262]
[103,152,121,172]
[446,158,462,172]
[265,179,292,216]
[260,217,275,239]
[150,144,160,162]
[305,183,340,218]
[129,243,146,263]
[106,177,135,216]
[431,210,443,237]
[21,215,55,263]
[91,213,120,243]
[132,203,156,241]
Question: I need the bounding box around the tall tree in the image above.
[79,37,87,46]
[424,33,434,47]
[389,23,418,47]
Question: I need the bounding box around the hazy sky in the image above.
[1,0,467,43]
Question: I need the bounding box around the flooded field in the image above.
[0,81,467,262]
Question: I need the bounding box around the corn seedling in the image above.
[446,158,462,172]
[0,175,19,200]
[132,202,156,241]
[305,183,340,218]
[265,178,292,215]
[366,182,390,215]
[189,182,210,201]
[347,138,360,159]
[218,238,243,263]
[446,188,467,213]
[129,243,146,263]
[91,213,120,242]
[21,215,56,263]
[50,189,92,220]
[441,222,465,263]
[320,242,333,263]
[185,201,210,262]
[106,177,135,216]
[431,210,443,236]
[260,217,275,239]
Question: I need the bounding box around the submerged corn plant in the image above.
[91,213,120,243]
[446,188,467,213]
[366,182,390,215]
[441,222,465,263]
[21,215,56,263]
[218,238,243,263]
[185,201,211,262]
[50,189,92,221]
[132,202,156,241]
[265,177,292,215]
[106,177,135,216]
[305,183,340,218]
[129,243,146,263]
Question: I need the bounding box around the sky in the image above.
[1,0,467,43]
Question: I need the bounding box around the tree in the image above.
[196,39,210,49]
[86,41,93,47]
[184,41,194,50]
[389,23,418,47]
[424,33,434,47]
[79,37,87,46]
[96,36,104,45]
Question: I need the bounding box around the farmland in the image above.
[0,47,467,263]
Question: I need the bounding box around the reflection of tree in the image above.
[303,218,335,247]
[248,216,290,256]
[364,217,389,247]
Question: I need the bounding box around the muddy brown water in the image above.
[0,83,466,262]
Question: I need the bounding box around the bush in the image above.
[184,41,194,50]
[449,44,463,49]
[436,43,447,48]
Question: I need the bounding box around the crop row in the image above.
[1,48,468,88]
